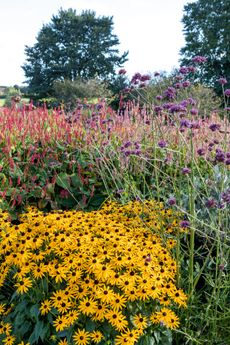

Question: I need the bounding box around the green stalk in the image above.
[188,130,196,297]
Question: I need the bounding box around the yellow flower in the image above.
[92,303,108,321]
[115,329,140,345]
[133,313,148,330]
[40,299,52,315]
[78,297,97,316]
[155,307,180,329]
[106,310,128,331]
[72,329,90,345]
[0,303,6,314]
[3,335,16,345]
[53,315,69,332]
[58,338,69,345]
[109,293,127,311]
[90,330,104,343]
[56,300,72,314]
[15,277,33,294]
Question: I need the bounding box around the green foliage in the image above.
[180,0,230,94]
[53,78,111,109]
[22,8,128,98]
[3,87,21,108]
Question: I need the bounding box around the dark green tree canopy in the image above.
[22,8,128,98]
[180,0,230,92]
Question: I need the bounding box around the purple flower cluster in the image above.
[180,220,190,228]
[170,104,187,113]
[217,77,227,85]
[167,197,176,206]
[190,108,198,116]
[118,69,127,75]
[181,167,191,175]
[224,89,230,97]
[131,72,150,85]
[205,198,217,208]
[209,123,221,132]
[191,56,207,63]
[221,189,230,205]
[164,87,177,100]
[121,141,142,156]
[214,148,230,165]
[197,148,205,156]
[158,140,167,148]
[179,66,196,74]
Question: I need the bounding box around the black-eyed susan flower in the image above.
[58,338,69,345]
[155,307,180,329]
[0,303,6,314]
[40,299,52,315]
[72,329,90,345]
[90,330,104,343]
[2,335,16,345]
[15,277,33,294]
[115,329,139,345]
[109,293,127,311]
[78,297,97,316]
[53,315,69,332]
[106,310,128,331]
[133,313,148,330]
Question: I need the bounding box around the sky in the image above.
[0,0,192,86]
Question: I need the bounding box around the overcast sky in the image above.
[0,0,191,86]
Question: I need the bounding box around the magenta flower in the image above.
[182,167,191,174]
[179,66,189,74]
[217,77,227,85]
[224,89,230,97]
[156,95,163,100]
[158,140,167,148]
[205,198,217,208]
[118,69,127,75]
[182,80,191,88]
[168,197,176,206]
[209,123,221,132]
[190,108,198,115]
[180,220,190,228]
[140,74,151,82]
[191,56,207,63]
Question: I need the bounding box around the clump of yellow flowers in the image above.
[0,200,187,345]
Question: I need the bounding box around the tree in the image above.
[22,8,128,98]
[180,0,230,94]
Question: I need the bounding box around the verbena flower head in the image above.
[217,77,227,85]
[180,220,190,228]
[209,123,221,132]
[167,197,176,206]
[224,89,230,97]
[191,55,207,63]
[205,198,217,208]
[181,167,191,174]
[158,140,167,148]
[118,69,127,75]
[179,66,189,74]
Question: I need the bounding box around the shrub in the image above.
[53,79,111,110]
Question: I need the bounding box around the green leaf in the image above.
[30,304,40,321]
[56,173,71,189]
[70,174,82,187]
[85,318,96,332]
[28,320,49,343]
